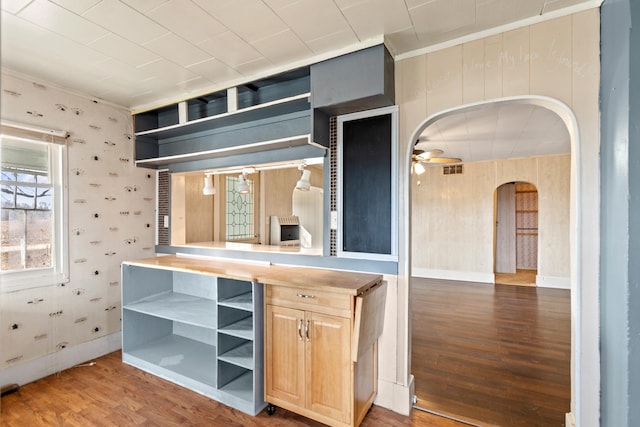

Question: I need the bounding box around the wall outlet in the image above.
[330,211,338,230]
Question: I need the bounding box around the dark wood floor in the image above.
[411,278,571,427]
[0,350,470,427]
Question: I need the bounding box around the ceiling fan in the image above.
[411,149,461,175]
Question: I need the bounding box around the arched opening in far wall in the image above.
[494,181,539,286]
[402,95,580,425]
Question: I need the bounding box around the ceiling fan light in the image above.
[413,162,426,175]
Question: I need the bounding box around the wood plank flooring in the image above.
[411,278,571,427]
[1,350,469,427]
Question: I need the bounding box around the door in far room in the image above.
[495,182,539,286]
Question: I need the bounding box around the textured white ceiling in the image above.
[1,0,601,111]
[416,102,571,163]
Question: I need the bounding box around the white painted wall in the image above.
[412,154,570,284]
[0,73,155,385]
[394,9,600,424]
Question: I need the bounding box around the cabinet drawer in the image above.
[265,285,352,318]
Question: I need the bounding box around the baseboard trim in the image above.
[537,275,571,289]
[0,332,122,387]
[374,375,415,416]
[412,268,494,284]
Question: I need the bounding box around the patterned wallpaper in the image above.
[0,73,155,369]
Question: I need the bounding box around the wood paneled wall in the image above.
[411,154,570,282]
[397,9,598,285]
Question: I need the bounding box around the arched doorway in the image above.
[495,182,539,286]
[403,95,580,425]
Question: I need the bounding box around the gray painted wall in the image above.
[600,0,640,425]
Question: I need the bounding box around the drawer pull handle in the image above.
[296,293,316,299]
[305,320,310,341]
[298,319,304,341]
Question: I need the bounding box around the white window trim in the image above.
[0,127,69,293]
[336,105,399,261]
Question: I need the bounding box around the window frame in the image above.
[0,134,69,292]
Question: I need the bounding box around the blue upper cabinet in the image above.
[310,44,395,113]
[310,44,395,149]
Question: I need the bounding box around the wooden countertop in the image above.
[123,255,382,296]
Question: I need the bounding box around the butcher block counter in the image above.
[121,255,386,427]
[123,254,382,295]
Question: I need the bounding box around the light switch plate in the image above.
[330,211,338,230]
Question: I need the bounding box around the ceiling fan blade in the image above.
[416,149,444,160]
[424,157,461,164]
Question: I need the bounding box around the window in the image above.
[1,132,67,290]
[225,175,256,241]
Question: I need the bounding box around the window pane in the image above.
[17,173,36,183]
[16,185,36,209]
[37,174,50,185]
[1,184,15,208]
[1,171,16,181]
[26,210,51,269]
[1,209,26,271]
[36,187,52,209]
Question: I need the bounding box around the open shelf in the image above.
[122,262,264,415]
[124,291,216,329]
[218,341,253,370]
[218,292,253,312]
[219,316,254,340]
[135,94,309,140]
[125,334,216,387]
[134,133,312,167]
[218,370,255,403]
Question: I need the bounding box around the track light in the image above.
[237,173,250,194]
[295,167,311,191]
[202,173,215,195]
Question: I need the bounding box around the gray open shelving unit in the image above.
[132,66,323,169]
[121,264,265,416]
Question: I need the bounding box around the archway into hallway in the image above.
[405,96,579,426]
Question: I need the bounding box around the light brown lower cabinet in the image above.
[264,282,385,427]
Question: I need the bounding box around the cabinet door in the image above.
[306,312,352,424]
[265,305,305,407]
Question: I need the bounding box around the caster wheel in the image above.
[266,404,276,416]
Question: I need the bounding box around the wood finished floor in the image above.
[411,278,571,427]
[0,350,469,427]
